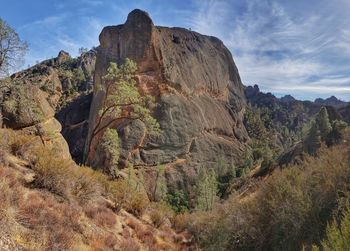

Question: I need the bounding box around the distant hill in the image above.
[280,94,296,102]
[314,96,347,107]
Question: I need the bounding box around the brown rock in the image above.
[57,50,71,64]
[86,9,248,189]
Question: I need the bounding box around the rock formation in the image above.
[0,49,96,160]
[86,9,248,190]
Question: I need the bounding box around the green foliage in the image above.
[195,168,218,211]
[321,210,350,251]
[99,59,160,133]
[99,128,119,177]
[316,107,332,141]
[240,149,254,169]
[327,120,347,145]
[2,84,45,125]
[84,58,161,164]
[188,143,350,251]
[216,157,237,197]
[243,107,267,140]
[303,107,347,155]
[59,57,78,70]
[166,190,189,213]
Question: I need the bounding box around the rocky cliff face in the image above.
[87,9,248,190]
[0,49,96,160]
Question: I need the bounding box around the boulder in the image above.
[86,9,248,189]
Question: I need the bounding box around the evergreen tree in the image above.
[316,107,332,141]
[321,210,350,251]
[98,128,119,177]
[303,121,321,155]
[84,59,160,164]
[195,168,218,211]
[327,120,347,146]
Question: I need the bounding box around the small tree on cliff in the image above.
[0,18,28,76]
[83,58,160,165]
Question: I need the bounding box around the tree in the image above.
[327,120,347,146]
[151,165,167,202]
[195,168,218,211]
[98,128,119,177]
[83,59,160,164]
[166,190,189,213]
[0,18,28,76]
[78,47,88,55]
[320,210,350,251]
[315,107,332,141]
[303,120,321,155]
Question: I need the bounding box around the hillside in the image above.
[1,7,350,251]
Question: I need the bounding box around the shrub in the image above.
[17,193,80,251]
[166,190,189,213]
[319,209,350,251]
[119,238,140,251]
[31,146,102,202]
[84,205,116,228]
[98,176,149,216]
[148,202,174,228]
[188,143,350,251]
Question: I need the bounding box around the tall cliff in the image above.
[86,9,248,189]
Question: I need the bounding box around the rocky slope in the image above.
[0,49,96,162]
[86,9,248,191]
[0,128,196,251]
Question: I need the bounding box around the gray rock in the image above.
[86,9,249,189]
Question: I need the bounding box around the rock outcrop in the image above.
[86,9,248,190]
[314,96,347,107]
[0,50,96,161]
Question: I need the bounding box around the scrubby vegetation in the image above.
[179,128,350,251]
[0,128,195,250]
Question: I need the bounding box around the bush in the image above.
[148,202,174,228]
[187,143,350,251]
[31,146,102,202]
[319,209,350,251]
[166,190,189,213]
[84,205,116,228]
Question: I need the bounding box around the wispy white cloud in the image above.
[186,0,350,100]
[11,0,350,100]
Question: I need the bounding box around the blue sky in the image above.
[1,0,350,101]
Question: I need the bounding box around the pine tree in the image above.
[195,168,218,211]
[98,128,119,177]
[303,120,321,155]
[316,107,332,141]
[84,59,160,164]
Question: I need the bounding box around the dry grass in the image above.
[84,205,116,228]
[0,128,194,250]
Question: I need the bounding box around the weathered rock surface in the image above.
[0,50,96,161]
[56,93,92,162]
[87,9,248,189]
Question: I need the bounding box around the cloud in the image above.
[186,0,350,100]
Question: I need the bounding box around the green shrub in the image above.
[166,190,189,213]
[320,210,350,251]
